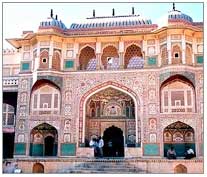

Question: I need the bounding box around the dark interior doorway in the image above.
[103,125,124,157]
[3,133,15,159]
[44,136,54,156]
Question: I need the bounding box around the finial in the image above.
[93,9,95,17]
[55,15,58,20]
[173,2,175,11]
[112,8,115,16]
[50,9,53,18]
[132,7,135,15]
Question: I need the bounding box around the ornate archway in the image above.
[163,121,195,157]
[79,81,141,147]
[79,46,96,70]
[30,123,58,156]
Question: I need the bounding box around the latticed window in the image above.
[31,84,60,115]
[3,103,15,126]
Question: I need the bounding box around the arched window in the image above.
[172,45,182,64]
[161,76,195,113]
[101,45,119,70]
[39,49,49,69]
[52,50,61,70]
[124,44,143,69]
[31,83,60,115]
[79,46,96,70]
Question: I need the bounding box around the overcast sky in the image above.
[3,2,203,49]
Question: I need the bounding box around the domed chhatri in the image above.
[168,3,193,24]
[70,7,155,30]
[39,9,67,30]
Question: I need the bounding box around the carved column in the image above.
[182,35,186,64]
[96,53,101,70]
[119,52,124,69]
[73,43,79,70]
[119,41,124,69]
[49,41,53,69]
[167,35,172,64]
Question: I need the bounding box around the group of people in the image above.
[89,136,104,158]
[167,146,195,159]
[3,161,22,173]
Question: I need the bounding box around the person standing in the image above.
[184,147,195,159]
[89,137,98,157]
[98,136,104,158]
[167,147,177,159]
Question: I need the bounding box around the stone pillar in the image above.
[96,53,101,69]
[49,41,53,69]
[156,39,161,67]
[36,42,40,69]
[57,130,61,157]
[74,43,79,70]
[119,52,124,69]
[96,42,101,70]
[192,37,196,65]
[61,43,66,70]
[142,40,147,67]
[119,41,124,69]
[182,35,186,64]
[167,35,172,64]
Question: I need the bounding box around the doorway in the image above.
[3,133,15,159]
[44,136,54,156]
[103,125,124,157]
[33,163,44,173]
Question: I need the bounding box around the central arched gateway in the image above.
[80,82,142,157]
[103,125,124,157]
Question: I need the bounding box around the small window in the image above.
[174,53,179,58]
[42,58,47,63]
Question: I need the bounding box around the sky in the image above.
[2,2,204,49]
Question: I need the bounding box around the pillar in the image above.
[96,53,101,69]
[119,41,124,68]
[192,37,196,65]
[142,40,147,67]
[182,35,186,64]
[73,43,79,70]
[167,35,172,64]
[119,52,124,69]
[49,41,53,69]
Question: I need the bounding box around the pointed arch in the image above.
[160,74,196,113]
[30,123,58,156]
[79,46,96,70]
[124,44,143,69]
[39,49,49,69]
[79,81,142,145]
[171,44,182,64]
[30,79,61,115]
[52,50,61,70]
[163,121,195,157]
[101,45,119,69]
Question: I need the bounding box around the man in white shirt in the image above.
[98,136,104,158]
[184,147,195,159]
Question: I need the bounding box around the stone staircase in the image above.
[58,158,146,173]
